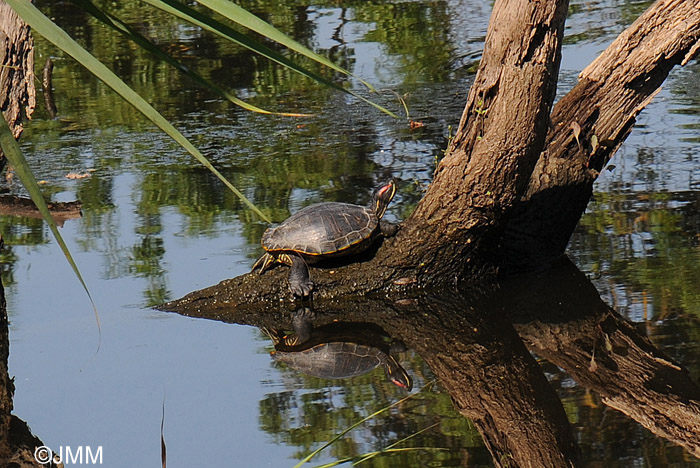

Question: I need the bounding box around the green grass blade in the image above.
[0,113,101,336]
[293,380,436,468]
[352,423,440,466]
[312,448,449,468]
[141,0,398,118]
[7,0,270,223]
[194,0,376,92]
[72,0,310,117]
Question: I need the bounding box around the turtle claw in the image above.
[290,279,314,298]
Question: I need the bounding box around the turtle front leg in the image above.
[379,220,399,237]
[288,254,314,297]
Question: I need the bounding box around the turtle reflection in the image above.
[264,310,412,391]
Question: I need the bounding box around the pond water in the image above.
[4,0,700,467]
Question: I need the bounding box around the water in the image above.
[3,0,700,466]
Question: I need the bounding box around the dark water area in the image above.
[2,0,700,467]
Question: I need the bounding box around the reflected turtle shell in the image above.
[273,340,389,380]
[268,321,412,390]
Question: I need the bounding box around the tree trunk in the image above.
[0,0,35,171]
[395,0,569,282]
[0,0,35,452]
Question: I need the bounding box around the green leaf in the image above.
[142,0,398,118]
[194,0,376,92]
[72,0,310,117]
[0,112,101,336]
[6,0,270,223]
[312,448,448,468]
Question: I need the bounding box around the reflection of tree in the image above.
[500,258,700,459]
[163,255,700,467]
[0,242,61,466]
[355,2,454,85]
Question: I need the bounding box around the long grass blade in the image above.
[293,380,436,468]
[72,0,310,117]
[352,422,440,466]
[6,0,270,223]
[194,0,376,92]
[0,113,101,337]
[161,398,167,468]
[141,0,398,118]
[312,448,449,468]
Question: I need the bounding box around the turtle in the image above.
[263,310,412,390]
[252,180,399,297]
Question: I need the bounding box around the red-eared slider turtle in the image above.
[264,311,412,390]
[252,180,398,297]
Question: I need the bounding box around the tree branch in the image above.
[501,0,700,270]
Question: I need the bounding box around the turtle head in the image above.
[371,180,396,218]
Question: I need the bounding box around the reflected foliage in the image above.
[259,366,487,466]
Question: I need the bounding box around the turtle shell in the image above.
[261,202,379,257]
[272,341,387,380]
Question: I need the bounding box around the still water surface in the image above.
[4,0,700,466]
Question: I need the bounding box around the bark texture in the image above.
[500,0,700,269]
[397,0,569,281]
[0,1,35,168]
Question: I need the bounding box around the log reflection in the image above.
[161,258,700,467]
[496,258,700,459]
[0,240,62,467]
